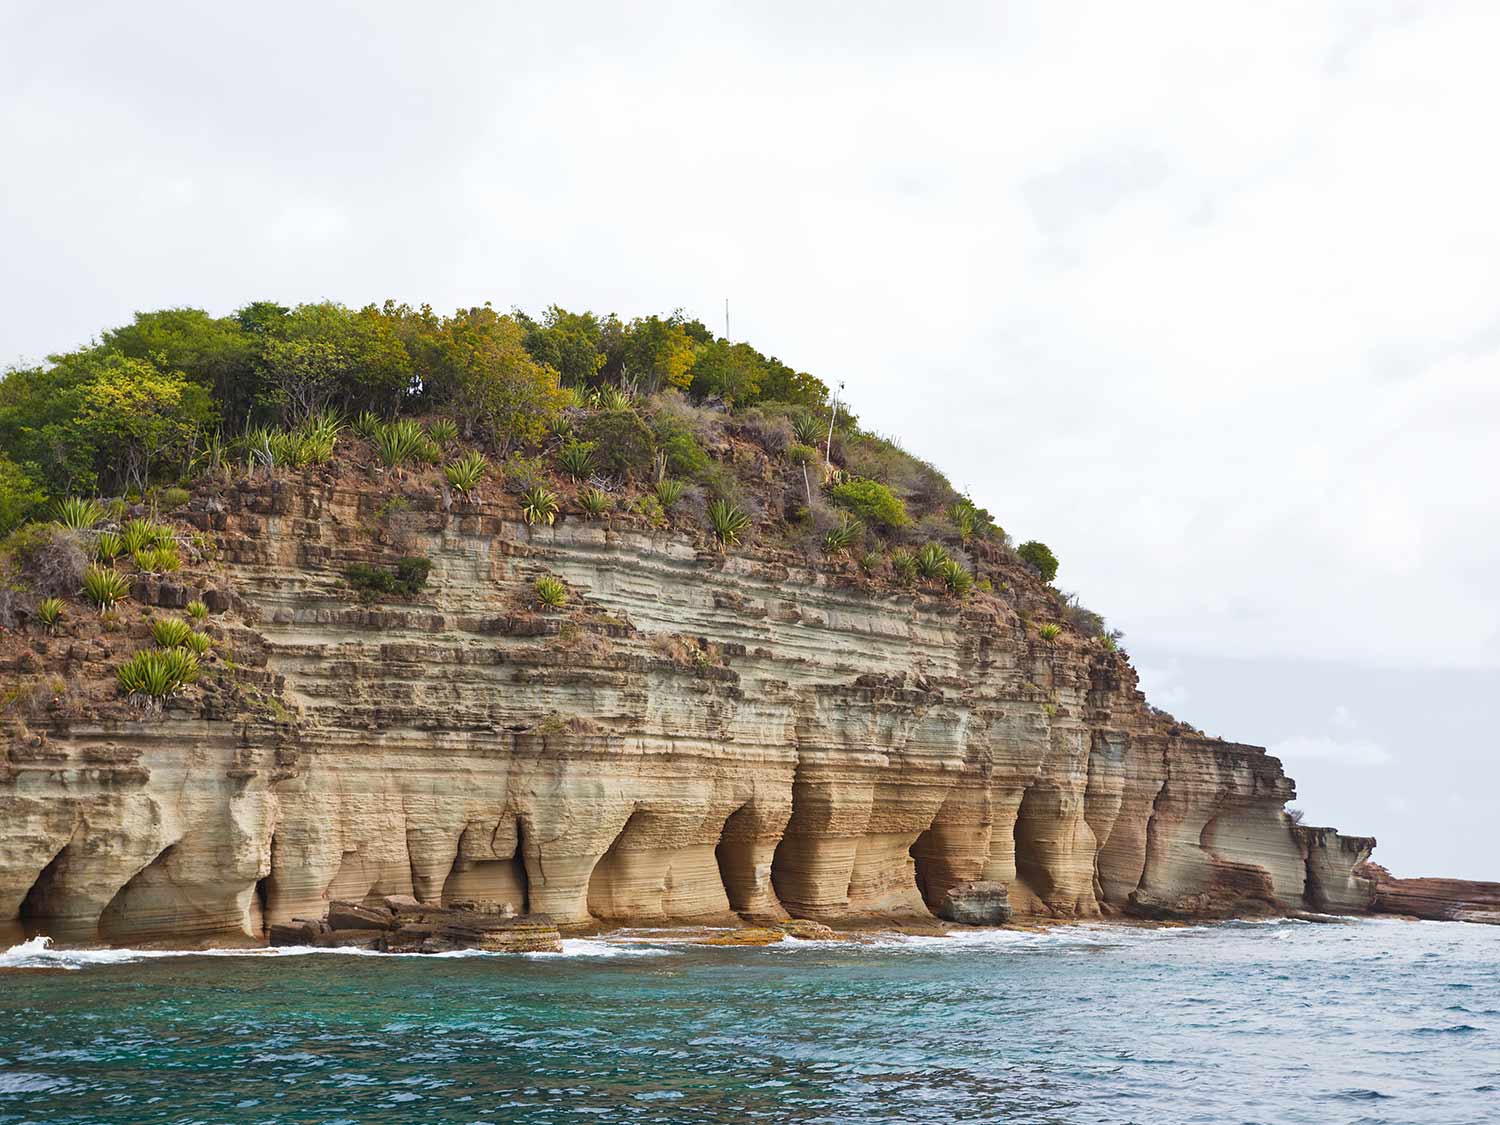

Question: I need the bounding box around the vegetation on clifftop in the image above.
[1,300,1122,660]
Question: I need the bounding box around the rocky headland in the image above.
[1,453,1394,950]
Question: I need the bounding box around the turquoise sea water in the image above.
[2,918,1496,1124]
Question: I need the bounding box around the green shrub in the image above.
[150,616,194,648]
[707,499,750,549]
[654,478,687,511]
[117,647,199,702]
[1038,622,1062,641]
[534,575,568,609]
[159,487,191,510]
[183,629,213,655]
[578,487,611,519]
[632,493,667,528]
[557,440,596,481]
[940,559,973,596]
[579,410,655,479]
[81,564,131,609]
[36,597,64,631]
[1018,540,1059,583]
[53,497,105,530]
[426,418,459,445]
[186,599,209,620]
[787,443,820,466]
[890,550,918,586]
[828,479,909,529]
[823,515,862,556]
[444,451,489,495]
[521,486,559,526]
[653,418,710,478]
[914,542,950,580]
[857,550,882,575]
[94,530,123,563]
[345,556,431,598]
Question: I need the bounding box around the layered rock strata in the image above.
[1360,864,1500,925]
[2,471,1382,946]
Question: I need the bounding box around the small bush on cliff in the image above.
[654,478,687,511]
[579,410,654,480]
[521,486,559,526]
[890,550,918,586]
[94,530,123,564]
[82,564,131,609]
[345,555,431,599]
[822,515,862,556]
[53,497,105,530]
[556,440,596,481]
[36,596,64,631]
[444,450,489,496]
[940,558,974,596]
[1038,622,1062,642]
[117,647,199,703]
[707,499,750,549]
[150,616,194,648]
[534,575,568,609]
[578,487,611,519]
[914,542,950,580]
[1018,540,1059,583]
[828,478,909,530]
[186,599,208,620]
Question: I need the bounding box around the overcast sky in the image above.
[3,2,1496,878]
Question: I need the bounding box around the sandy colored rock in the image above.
[702,927,786,946]
[0,472,1395,948]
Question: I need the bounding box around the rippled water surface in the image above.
[2,918,1497,1124]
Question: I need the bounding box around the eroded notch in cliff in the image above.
[99,844,180,944]
[17,843,72,939]
[443,820,529,914]
[715,804,759,914]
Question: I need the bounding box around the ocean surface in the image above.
[2,918,1496,1125]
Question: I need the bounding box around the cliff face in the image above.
[1,471,1378,946]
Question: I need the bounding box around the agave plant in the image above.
[890,550,918,587]
[444,451,489,496]
[557,440,596,481]
[182,629,214,655]
[374,420,430,468]
[117,647,200,703]
[914,542,950,580]
[1038,622,1063,642]
[940,558,974,596]
[119,520,151,556]
[792,413,825,447]
[352,410,383,440]
[134,545,182,574]
[578,487,611,519]
[521,486,559,526]
[185,599,209,620]
[591,385,632,412]
[150,616,194,648]
[822,515,863,556]
[296,411,341,465]
[952,500,980,542]
[707,499,750,549]
[94,530,124,564]
[534,575,568,609]
[426,418,459,446]
[82,564,131,610]
[654,477,687,511]
[53,497,104,530]
[36,597,64,632]
[857,550,882,575]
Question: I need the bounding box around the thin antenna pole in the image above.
[825,380,844,465]
[724,298,729,341]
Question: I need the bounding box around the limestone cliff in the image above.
[1,466,1379,946]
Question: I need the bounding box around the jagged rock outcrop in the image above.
[1,470,1383,946]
